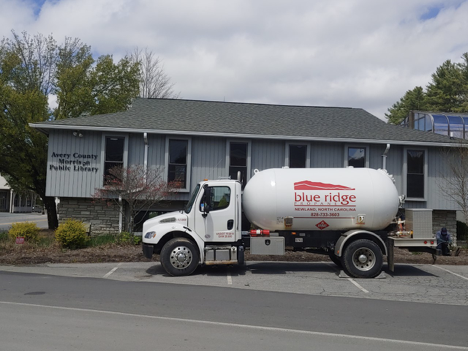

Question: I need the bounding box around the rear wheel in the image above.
[328,252,342,268]
[160,238,199,276]
[342,239,383,278]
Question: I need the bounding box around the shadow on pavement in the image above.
[384,264,437,277]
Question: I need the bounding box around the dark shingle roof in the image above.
[31,98,463,146]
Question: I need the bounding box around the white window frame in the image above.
[101,133,129,186]
[285,142,310,168]
[226,140,251,184]
[165,137,192,192]
[344,144,369,168]
[403,147,428,201]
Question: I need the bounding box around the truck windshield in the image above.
[184,184,200,214]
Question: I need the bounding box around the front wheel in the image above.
[160,238,200,276]
[342,239,383,278]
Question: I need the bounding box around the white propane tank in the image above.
[243,168,399,231]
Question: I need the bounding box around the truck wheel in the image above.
[342,239,383,278]
[160,238,199,276]
[328,252,342,268]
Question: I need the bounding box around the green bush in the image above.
[8,222,40,243]
[0,231,8,242]
[55,219,89,249]
[117,231,141,245]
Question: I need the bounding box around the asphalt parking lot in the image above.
[0,212,48,231]
[1,261,467,306]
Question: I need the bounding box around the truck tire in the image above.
[328,252,342,268]
[342,239,383,278]
[160,238,199,276]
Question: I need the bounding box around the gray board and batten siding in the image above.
[45,130,458,212]
[34,98,464,211]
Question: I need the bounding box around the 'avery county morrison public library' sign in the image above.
[49,152,99,173]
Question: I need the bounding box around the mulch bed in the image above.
[1,242,466,266]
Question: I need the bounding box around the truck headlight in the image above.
[144,231,156,239]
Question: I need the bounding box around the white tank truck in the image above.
[142,167,437,278]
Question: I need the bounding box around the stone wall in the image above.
[432,210,457,245]
[57,198,121,235]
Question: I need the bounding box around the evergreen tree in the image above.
[386,53,468,125]
[385,86,427,125]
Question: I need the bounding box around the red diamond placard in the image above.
[316,220,329,230]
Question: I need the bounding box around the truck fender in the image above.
[334,229,387,257]
[147,223,206,263]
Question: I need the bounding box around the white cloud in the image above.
[1,0,468,120]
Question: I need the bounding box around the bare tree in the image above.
[439,145,468,224]
[92,165,179,233]
[129,48,179,99]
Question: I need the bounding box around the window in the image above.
[168,139,188,187]
[104,136,125,177]
[228,141,250,188]
[200,186,231,212]
[165,137,191,192]
[345,146,368,168]
[405,149,426,199]
[286,143,309,168]
[0,193,6,210]
[432,114,449,136]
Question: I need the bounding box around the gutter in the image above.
[29,124,465,148]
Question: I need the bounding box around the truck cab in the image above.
[142,179,243,276]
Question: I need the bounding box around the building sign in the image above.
[49,152,99,173]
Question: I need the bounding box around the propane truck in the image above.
[142,167,437,278]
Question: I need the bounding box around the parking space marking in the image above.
[433,265,468,281]
[103,263,122,278]
[227,270,232,285]
[348,278,369,293]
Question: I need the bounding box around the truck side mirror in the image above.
[201,185,211,218]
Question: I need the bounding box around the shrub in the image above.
[8,222,40,243]
[117,231,141,245]
[0,231,8,242]
[55,219,89,249]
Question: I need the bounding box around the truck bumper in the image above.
[142,243,154,259]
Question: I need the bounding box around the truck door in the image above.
[195,184,237,242]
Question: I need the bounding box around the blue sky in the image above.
[1,0,468,120]
[420,6,443,20]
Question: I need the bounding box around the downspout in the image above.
[143,132,148,183]
[382,144,390,170]
[119,195,123,233]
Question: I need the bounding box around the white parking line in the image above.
[103,263,122,278]
[433,265,468,281]
[227,270,232,285]
[348,278,369,293]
